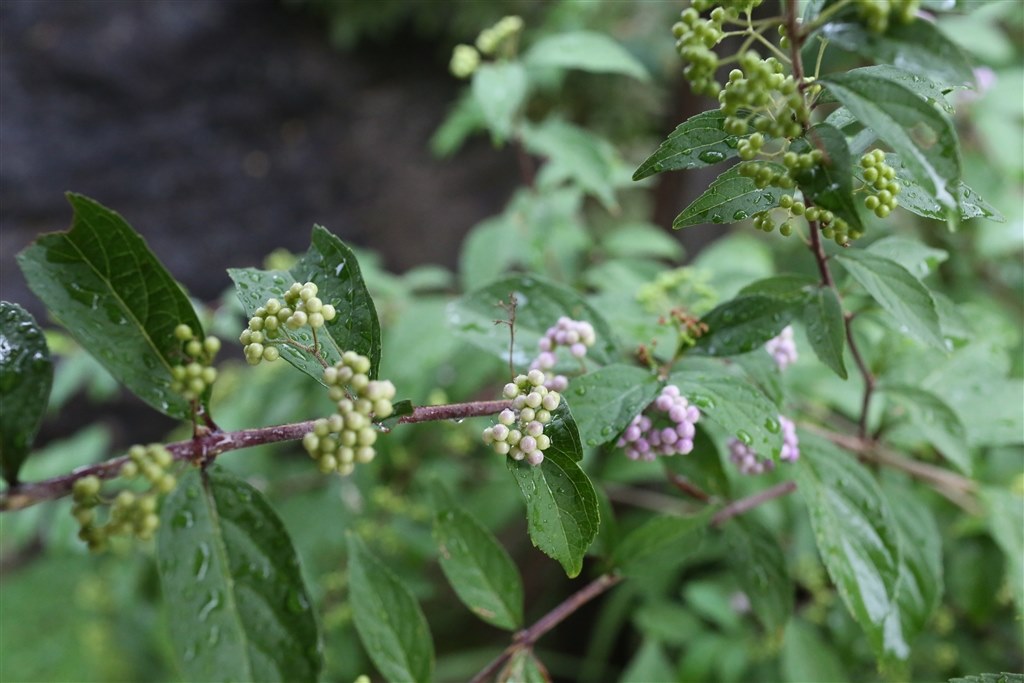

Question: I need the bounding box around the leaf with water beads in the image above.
[16,193,205,419]
[673,163,795,229]
[0,303,53,485]
[633,109,751,180]
[157,466,322,681]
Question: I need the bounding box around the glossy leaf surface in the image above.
[157,467,321,682]
[801,286,848,379]
[673,164,795,228]
[0,303,52,485]
[523,31,649,81]
[565,364,663,448]
[633,110,748,180]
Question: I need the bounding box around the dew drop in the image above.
[698,150,726,164]
[736,430,753,445]
[732,210,748,221]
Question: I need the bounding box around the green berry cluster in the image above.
[482,369,562,466]
[856,0,919,33]
[692,0,763,12]
[738,159,797,189]
[859,150,901,218]
[171,324,221,402]
[71,445,177,552]
[450,15,523,79]
[721,52,807,139]
[302,352,396,475]
[239,282,336,365]
[672,7,727,97]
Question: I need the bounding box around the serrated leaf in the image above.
[16,193,204,419]
[523,31,649,81]
[724,516,793,634]
[836,250,945,349]
[612,508,713,578]
[856,153,1005,222]
[673,164,795,228]
[737,274,818,301]
[449,275,617,368]
[791,124,864,233]
[472,62,527,144]
[633,110,749,180]
[818,65,955,113]
[670,364,783,458]
[564,364,663,448]
[157,467,322,682]
[819,20,975,87]
[795,434,907,661]
[821,71,961,210]
[885,485,943,639]
[347,534,434,683]
[228,225,381,384]
[432,485,523,631]
[881,384,971,474]
[0,303,52,485]
[801,286,848,379]
[695,295,801,357]
[867,236,948,279]
[508,447,599,578]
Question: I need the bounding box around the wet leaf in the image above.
[673,163,795,228]
[633,110,750,180]
[800,286,848,380]
[0,303,52,485]
[565,364,663,447]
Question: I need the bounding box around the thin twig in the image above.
[711,480,797,527]
[469,573,623,683]
[1,400,512,512]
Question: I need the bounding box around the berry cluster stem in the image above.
[0,400,513,512]
[785,0,875,438]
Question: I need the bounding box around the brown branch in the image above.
[1,400,512,512]
[711,480,797,527]
[469,573,623,683]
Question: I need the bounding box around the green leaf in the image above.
[791,124,864,233]
[663,426,731,498]
[980,487,1024,621]
[695,295,800,357]
[781,620,850,683]
[601,222,684,260]
[449,275,617,368]
[633,110,749,180]
[430,91,485,158]
[795,434,907,661]
[818,65,955,114]
[472,62,528,144]
[885,485,943,639]
[497,650,551,683]
[801,286,848,379]
[564,364,663,448]
[432,485,524,631]
[347,534,435,683]
[157,467,322,682]
[507,447,600,578]
[724,516,793,634]
[16,193,204,419]
[949,675,1024,683]
[821,71,961,210]
[881,384,971,474]
[819,20,975,87]
[523,31,649,81]
[856,153,1005,222]
[867,236,948,279]
[228,225,381,383]
[673,163,795,228]
[0,303,53,485]
[544,398,585,463]
[612,508,713,578]
[670,364,783,458]
[737,274,818,301]
[520,119,620,210]
[458,215,526,292]
[835,250,945,349]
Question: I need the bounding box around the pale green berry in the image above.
[302,433,319,453]
[263,346,280,362]
[121,461,139,478]
[520,407,536,423]
[151,446,173,468]
[356,447,375,464]
[328,386,345,402]
[313,419,331,437]
[358,428,377,446]
[503,383,519,399]
[373,400,394,418]
[203,337,221,356]
[308,312,325,329]
[321,305,336,321]
[239,329,252,345]
[318,455,338,473]
[305,298,322,314]
[172,365,187,381]
[338,447,355,464]
[201,367,218,384]
[535,409,552,424]
[536,434,551,450]
[265,299,281,315]
[174,324,193,341]
[73,476,102,500]
[323,367,339,385]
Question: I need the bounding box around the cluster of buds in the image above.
[860,149,901,218]
[728,415,799,474]
[617,385,701,461]
[449,15,524,79]
[302,352,396,476]
[529,317,596,392]
[170,324,221,402]
[483,370,561,466]
[71,444,177,552]
[240,282,337,365]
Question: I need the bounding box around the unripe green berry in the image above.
[865,195,881,210]
[263,346,280,362]
[203,337,221,356]
[174,324,193,341]
[74,476,102,500]
[308,312,325,329]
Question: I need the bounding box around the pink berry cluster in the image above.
[617,385,701,461]
[765,325,797,370]
[529,317,597,391]
[482,369,562,466]
[728,415,799,475]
